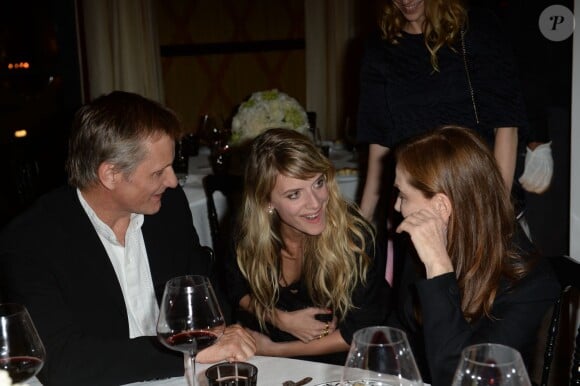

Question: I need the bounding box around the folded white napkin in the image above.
[518,141,553,194]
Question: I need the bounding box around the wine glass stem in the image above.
[184,352,196,386]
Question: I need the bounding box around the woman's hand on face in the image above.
[196,324,256,363]
[396,208,453,278]
[276,307,337,343]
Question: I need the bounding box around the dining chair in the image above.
[572,323,579,384]
[202,173,243,255]
[540,255,580,386]
[202,173,243,323]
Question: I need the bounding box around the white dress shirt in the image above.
[77,190,159,338]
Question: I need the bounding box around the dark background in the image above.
[0,0,81,226]
[0,0,573,258]
[474,0,573,258]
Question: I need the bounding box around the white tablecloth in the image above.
[123,355,345,386]
[28,356,344,386]
[28,355,430,385]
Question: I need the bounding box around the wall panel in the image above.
[156,0,306,133]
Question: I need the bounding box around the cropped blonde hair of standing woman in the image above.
[226,128,389,364]
[381,0,466,71]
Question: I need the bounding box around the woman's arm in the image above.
[251,247,391,358]
[238,294,336,343]
[416,262,560,386]
[360,144,390,220]
[250,329,349,357]
[494,126,518,191]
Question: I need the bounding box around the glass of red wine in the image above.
[0,303,46,383]
[157,275,226,386]
[452,343,531,386]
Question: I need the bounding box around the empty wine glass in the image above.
[199,115,230,149]
[157,275,226,386]
[199,114,231,175]
[0,303,46,383]
[452,343,531,386]
[341,326,423,385]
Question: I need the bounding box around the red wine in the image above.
[0,356,43,383]
[162,330,218,353]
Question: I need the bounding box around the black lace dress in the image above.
[357,8,528,150]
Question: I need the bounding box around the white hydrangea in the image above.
[0,370,29,386]
[230,89,309,145]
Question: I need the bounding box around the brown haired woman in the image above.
[390,126,559,385]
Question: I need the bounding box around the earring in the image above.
[268,206,274,215]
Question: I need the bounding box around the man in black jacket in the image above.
[0,91,255,386]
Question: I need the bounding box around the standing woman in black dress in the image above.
[356,0,529,223]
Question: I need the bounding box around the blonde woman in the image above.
[226,128,389,364]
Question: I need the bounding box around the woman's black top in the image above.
[389,231,560,386]
[357,8,529,149]
[225,226,390,365]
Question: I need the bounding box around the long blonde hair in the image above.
[236,129,374,330]
[395,126,528,321]
[380,0,467,71]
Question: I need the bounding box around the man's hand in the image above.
[196,324,256,363]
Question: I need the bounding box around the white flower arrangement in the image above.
[0,370,29,386]
[230,89,310,145]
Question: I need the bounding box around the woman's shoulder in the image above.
[507,253,561,301]
[1,185,78,235]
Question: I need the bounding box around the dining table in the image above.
[27,355,345,386]
[126,356,345,386]
[27,354,431,385]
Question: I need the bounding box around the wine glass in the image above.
[0,303,46,383]
[341,326,423,385]
[157,275,226,386]
[198,114,231,175]
[199,115,230,149]
[452,343,531,386]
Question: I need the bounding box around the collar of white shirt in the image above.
[77,189,160,338]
